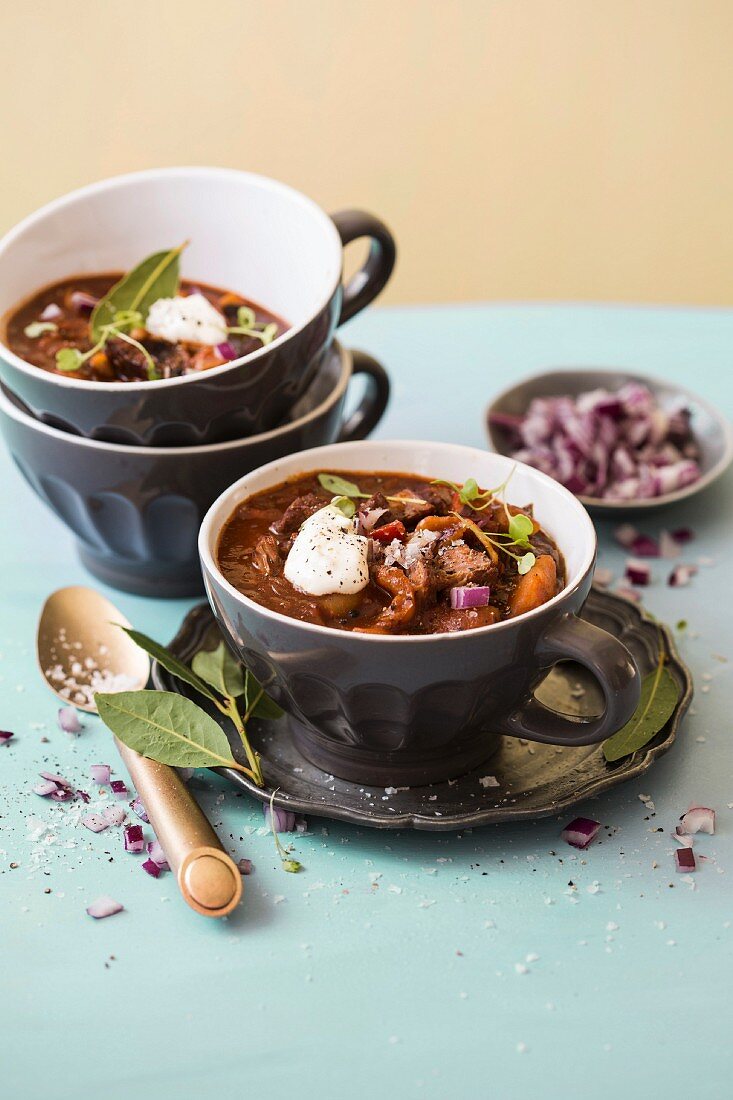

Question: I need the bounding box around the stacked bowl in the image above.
[0,168,394,595]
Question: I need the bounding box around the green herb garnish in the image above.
[225,306,278,347]
[317,474,425,507]
[91,244,187,341]
[330,495,357,518]
[267,790,303,873]
[24,321,57,338]
[602,643,680,762]
[96,628,283,787]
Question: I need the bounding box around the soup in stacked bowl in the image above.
[0,168,394,594]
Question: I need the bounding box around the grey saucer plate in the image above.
[152,588,692,831]
[486,367,733,516]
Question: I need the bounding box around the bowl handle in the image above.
[330,210,396,325]
[338,350,391,441]
[497,614,641,746]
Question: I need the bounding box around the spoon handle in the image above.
[115,738,242,918]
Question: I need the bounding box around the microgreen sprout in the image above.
[24,321,58,338]
[55,310,160,380]
[225,306,278,346]
[317,473,425,507]
[268,790,303,874]
[457,513,537,574]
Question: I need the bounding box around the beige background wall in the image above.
[1,0,732,306]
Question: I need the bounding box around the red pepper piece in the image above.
[371,520,407,543]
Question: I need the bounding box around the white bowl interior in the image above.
[0,168,342,339]
[201,440,597,604]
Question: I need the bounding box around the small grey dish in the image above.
[0,342,389,598]
[152,591,691,831]
[486,367,733,515]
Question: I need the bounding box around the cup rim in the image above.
[0,340,351,456]
[0,166,344,393]
[199,438,597,644]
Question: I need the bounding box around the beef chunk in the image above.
[105,338,150,382]
[431,542,496,590]
[251,534,281,576]
[418,604,501,633]
[387,489,434,525]
[270,493,324,537]
[355,565,417,634]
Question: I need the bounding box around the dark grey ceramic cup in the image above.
[0,344,389,598]
[200,440,641,786]
[0,168,395,445]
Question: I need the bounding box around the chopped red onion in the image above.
[70,291,98,315]
[130,797,149,822]
[359,507,388,534]
[450,585,491,610]
[668,564,698,588]
[561,816,601,849]
[76,789,91,804]
[263,804,296,833]
[672,830,694,847]
[58,706,82,734]
[671,527,694,544]
[629,534,659,558]
[82,813,109,833]
[146,839,169,870]
[142,858,161,878]
[614,524,638,548]
[103,804,127,826]
[86,896,123,919]
[110,779,128,800]
[675,848,696,872]
[123,824,145,852]
[593,567,613,587]
[503,386,700,500]
[90,764,111,785]
[0,730,13,746]
[33,779,59,797]
[680,806,715,835]
[614,584,641,603]
[40,302,62,321]
[215,340,238,361]
[238,857,253,875]
[658,530,681,560]
[625,559,651,586]
[40,770,72,788]
[50,787,75,802]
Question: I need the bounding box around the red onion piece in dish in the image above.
[142,858,161,878]
[130,797,149,822]
[86,896,123,919]
[675,848,696,873]
[359,507,388,534]
[146,839,169,870]
[216,341,238,361]
[668,564,698,588]
[110,779,128,800]
[33,779,59,797]
[0,730,14,745]
[40,302,62,321]
[103,804,127,826]
[561,817,601,849]
[680,806,715,835]
[238,858,253,875]
[90,764,111,785]
[625,559,651,586]
[450,585,491,610]
[503,385,701,500]
[69,291,98,315]
[58,707,82,734]
[82,813,109,833]
[263,804,296,833]
[123,824,145,853]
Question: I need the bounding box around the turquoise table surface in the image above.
[1,304,732,1100]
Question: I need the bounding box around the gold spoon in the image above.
[37,586,242,918]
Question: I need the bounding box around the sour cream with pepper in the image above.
[284,505,369,596]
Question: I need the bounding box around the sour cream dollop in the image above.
[146,294,227,346]
[284,504,370,596]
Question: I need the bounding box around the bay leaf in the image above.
[192,641,246,699]
[91,244,185,339]
[245,669,284,720]
[95,690,241,770]
[603,661,680,762]
[119,626,218,703]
